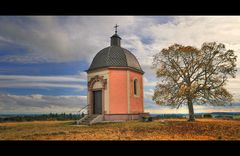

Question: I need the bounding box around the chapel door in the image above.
[93,90,102,114]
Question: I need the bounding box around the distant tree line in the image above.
[0,113,85,123]
[153,113,240,120]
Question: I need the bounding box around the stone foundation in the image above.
[103,113,150,121]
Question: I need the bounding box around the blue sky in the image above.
[0,16,240,114]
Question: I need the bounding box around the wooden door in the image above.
[93,90,102,114]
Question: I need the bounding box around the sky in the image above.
[0,16,240,114]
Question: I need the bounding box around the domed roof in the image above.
[87,32,144,74]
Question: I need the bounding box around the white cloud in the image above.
[139,16,240,103]
[144,89,154,107]
[0,75,86,82]
[143,76,156,87]
[0,16,239,65]
[0,75,86,90]
[0,16,135,63]
[0,94,87,114]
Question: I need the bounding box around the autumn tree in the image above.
[152,42,237,121]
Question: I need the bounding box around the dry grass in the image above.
[0,118,239,140]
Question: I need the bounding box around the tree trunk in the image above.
[187,98,195,122]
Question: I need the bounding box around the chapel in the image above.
[78,25,148,124]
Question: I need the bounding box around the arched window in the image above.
[134,79,139,96]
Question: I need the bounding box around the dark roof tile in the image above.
[87,46,143,73]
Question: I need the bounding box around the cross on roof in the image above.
[114,24,119,34]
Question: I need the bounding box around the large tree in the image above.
[152,42,237,121]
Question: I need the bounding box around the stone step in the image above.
[78,114,101,125]
[83,117,96,120]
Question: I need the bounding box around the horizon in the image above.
[0,16,240,114]
[1,111,240,116]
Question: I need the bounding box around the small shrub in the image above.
[233,115,240,120]
[203,114,212,118]
[142,116,153,122]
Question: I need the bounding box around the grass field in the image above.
[0,118,239,140]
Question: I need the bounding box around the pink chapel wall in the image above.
[108,69,128,114]
[108,68,144,115]
[129,70,144,114]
